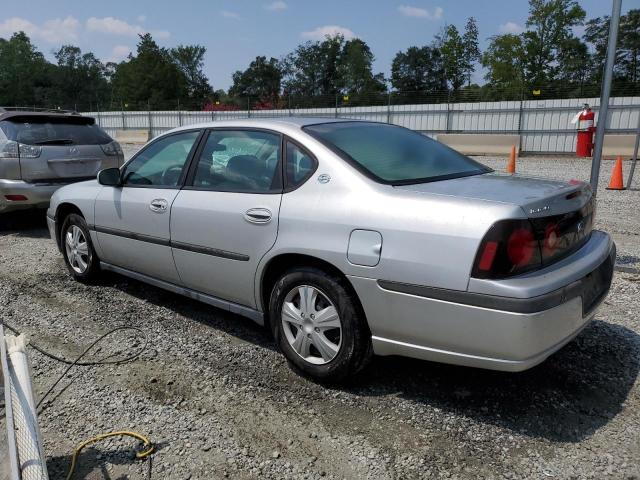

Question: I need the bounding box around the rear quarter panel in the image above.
[257,134,524,309]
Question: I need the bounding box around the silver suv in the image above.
[0,109,123,214]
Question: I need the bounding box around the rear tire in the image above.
[269,266,373,382]
[61,213,100,282]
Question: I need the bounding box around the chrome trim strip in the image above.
[170,240,249,262]
[93,225,170,246]
[100,262,263,325]
[91,226,249,261]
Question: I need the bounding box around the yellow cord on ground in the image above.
[66,430,154,480]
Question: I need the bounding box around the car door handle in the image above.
[149,198,168,213]
[244,208,272,224]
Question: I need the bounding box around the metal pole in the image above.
[627,109,640,188]
[387,92,392,124]
[590,0,622,195]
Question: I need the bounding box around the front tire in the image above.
[269,267,372,382]
[61,213,100,282]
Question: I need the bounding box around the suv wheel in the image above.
[61,213,100,282]
[269,267,372,382]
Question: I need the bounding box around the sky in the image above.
[1,0,637,90]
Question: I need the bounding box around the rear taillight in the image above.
[101,141,123,157]
[472,219,542,279]
[0,141,41,159]
[473,203,593,279]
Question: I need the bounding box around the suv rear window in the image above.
[303,122,490,185]
[0,118,113,146]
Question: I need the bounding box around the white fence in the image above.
[85,96,640,154]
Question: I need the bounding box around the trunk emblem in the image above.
[68,146,79,156]
[529,205,550,214]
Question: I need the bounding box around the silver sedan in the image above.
[47,118,615,381]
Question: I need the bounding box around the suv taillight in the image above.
[0,141,41,159]
[101,141,123,157]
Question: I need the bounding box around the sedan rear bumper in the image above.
[349,234,616,372]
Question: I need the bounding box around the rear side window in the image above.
[0,118,112,146]
[304,122,490,185]
[285,141,316,189]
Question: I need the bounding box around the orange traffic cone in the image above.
[606,156,626,190]
[507,145,517,174]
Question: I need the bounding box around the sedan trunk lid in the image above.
[395,172,592,218]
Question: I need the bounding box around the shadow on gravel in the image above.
[47,444,163,480]
[343,320,639,443]
[0,210,49,238]
[99,271,276,352]
[88,271,638,444]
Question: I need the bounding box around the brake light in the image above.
[507,228,536,266]
[101,141,123,157]
[542,222,559,257]
[477,241,498,271]
[471,219,542,279]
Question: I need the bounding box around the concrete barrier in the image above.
[114,129,150,145]
[602,134,636,158]
[436,134,520,155]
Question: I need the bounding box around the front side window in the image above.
[304,122,490,185]
[123,131,199,187]
[191,130,281,193]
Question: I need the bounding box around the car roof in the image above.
[169,116,373,134]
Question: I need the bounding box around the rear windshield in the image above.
[0,118,112,146]
[303,122,490,185]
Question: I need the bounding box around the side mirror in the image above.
[98,167,122,186]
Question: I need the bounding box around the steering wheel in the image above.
[162,165,184,186]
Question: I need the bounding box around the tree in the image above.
[556,37,589,85]
[585,9,640,84]
[0,32,53,106]
[282,35,345,97]
[522,0,586,85]
[170,45,213,101]
[439,25,466,91]
[390,46,446,98]
[53,45,109,108]
[111,33,188,108]
[336,39,386,95]
[462,17,481,86]
[481,34,526,90]
[229,56,282,103]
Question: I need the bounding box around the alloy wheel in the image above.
[65,225,89,274]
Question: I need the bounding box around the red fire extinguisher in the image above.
[574,104,595,157]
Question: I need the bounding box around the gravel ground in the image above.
[0,154,639,480]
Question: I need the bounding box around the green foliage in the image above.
[522,0,586,84]
[110,34,188,108]
[337,39,386,95]
[281,35,386,99]
[585,9,640,84]
[0,32,53,107]
[53,45,110,107]
[390,46,446,97]
[482,34,526,90]
[170,45,213,101]
[229,56,282,103]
